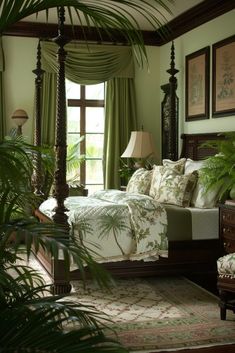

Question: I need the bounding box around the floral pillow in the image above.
[126,168,153,195]
[152,168,198,207]
[162,158,186,174]
[149,164,183,199]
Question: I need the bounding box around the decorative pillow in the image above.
[126,168,153,195]
[149,165,182,199]
[153,169,198,207]
[184,158,204,174]
[185,159,220,208]
[162,158,186,174]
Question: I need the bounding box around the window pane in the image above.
[86,160,103,184]
[66,79,80,99]
[88,185,104,195]
[86,134,104,158]
[86,83,104,100]
[67,133,81,146]
[86,107,104,133]
[67,107,80,132]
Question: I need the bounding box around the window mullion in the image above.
[80,86,86,186]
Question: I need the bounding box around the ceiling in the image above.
[5,0,235,45]
[23,0,205,30]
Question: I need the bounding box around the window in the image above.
[66,80,105,194]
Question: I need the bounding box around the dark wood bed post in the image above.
[52,6,70,230]
[161,42,179,161]
[48,7,73,295]
[32,40,44,197]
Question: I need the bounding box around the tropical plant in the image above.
[0,0,173,64]
[67,136,85,187]
[200,132,235,201]
[0,137,128,352]
[0,0,174,351]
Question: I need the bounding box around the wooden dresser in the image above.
[219,203,235,255]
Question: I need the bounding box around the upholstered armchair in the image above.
[217,253,235,320]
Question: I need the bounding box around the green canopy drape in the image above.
[0,37,5,140]
[40,41,137,189]
[104,77,137,189]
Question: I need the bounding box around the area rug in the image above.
[28,256,235,353]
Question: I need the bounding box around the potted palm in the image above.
[200,132,235,202]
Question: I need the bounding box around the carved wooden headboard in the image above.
[180,132,226,160]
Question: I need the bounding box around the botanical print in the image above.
[185,47,209,121]
[188,54,205,116]
[215,42,235,112]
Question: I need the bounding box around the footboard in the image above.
[34,209,72,294]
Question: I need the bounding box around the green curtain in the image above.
[40,41,136,189]
[104,78,137,189]
[0,37,5,140]
[41,72,57,146]
[41,41,134,83]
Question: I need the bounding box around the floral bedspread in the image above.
[39,190,168,263]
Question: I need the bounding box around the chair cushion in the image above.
[217,253,235,278]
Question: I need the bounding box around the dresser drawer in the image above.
[219,204,235,254]
[222,234,235,253]
[221,208,235,226]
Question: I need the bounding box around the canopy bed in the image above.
[33,8,223,294]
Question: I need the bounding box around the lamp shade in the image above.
[12,109,29,135]
[121,131,156,158]
[12,109,28,127]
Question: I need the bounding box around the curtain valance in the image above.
[41,41,134,84]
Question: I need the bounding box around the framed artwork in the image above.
[212,35,235,117]
[185,46,210,121]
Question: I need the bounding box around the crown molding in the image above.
[3,0,235,46]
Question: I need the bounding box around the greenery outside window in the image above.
[66,80,105,194]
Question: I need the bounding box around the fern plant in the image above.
[200,132,235,201]
[0,137,131,353]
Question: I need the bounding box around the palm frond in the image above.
[0,0,174,64]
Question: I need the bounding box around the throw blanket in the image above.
[39,190,168,263]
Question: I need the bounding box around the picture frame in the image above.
[185,46,210,121]
[212,35,235,117]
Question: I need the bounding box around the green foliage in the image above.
[200,132,235,201]
[0,138,128,352]
[67,136,85,188]
[0,0,174,66]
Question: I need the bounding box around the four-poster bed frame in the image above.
[33,8,221,294]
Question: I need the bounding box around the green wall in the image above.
[135,9,235,158]
[3,8,235,151]
[3,36,37,142]
[160,9,235,152]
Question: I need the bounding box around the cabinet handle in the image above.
[222,213,232,221]
[223,227,231,234]
[224,242,231,248]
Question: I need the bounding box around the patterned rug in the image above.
[28,257,235,352]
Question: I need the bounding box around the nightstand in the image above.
[217,202,235,320]
[219,203,235,254]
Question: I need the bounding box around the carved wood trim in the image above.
[161,42,179,161]
[32,40,44,197]
[52,7,70,230]
[3,0,235,46]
